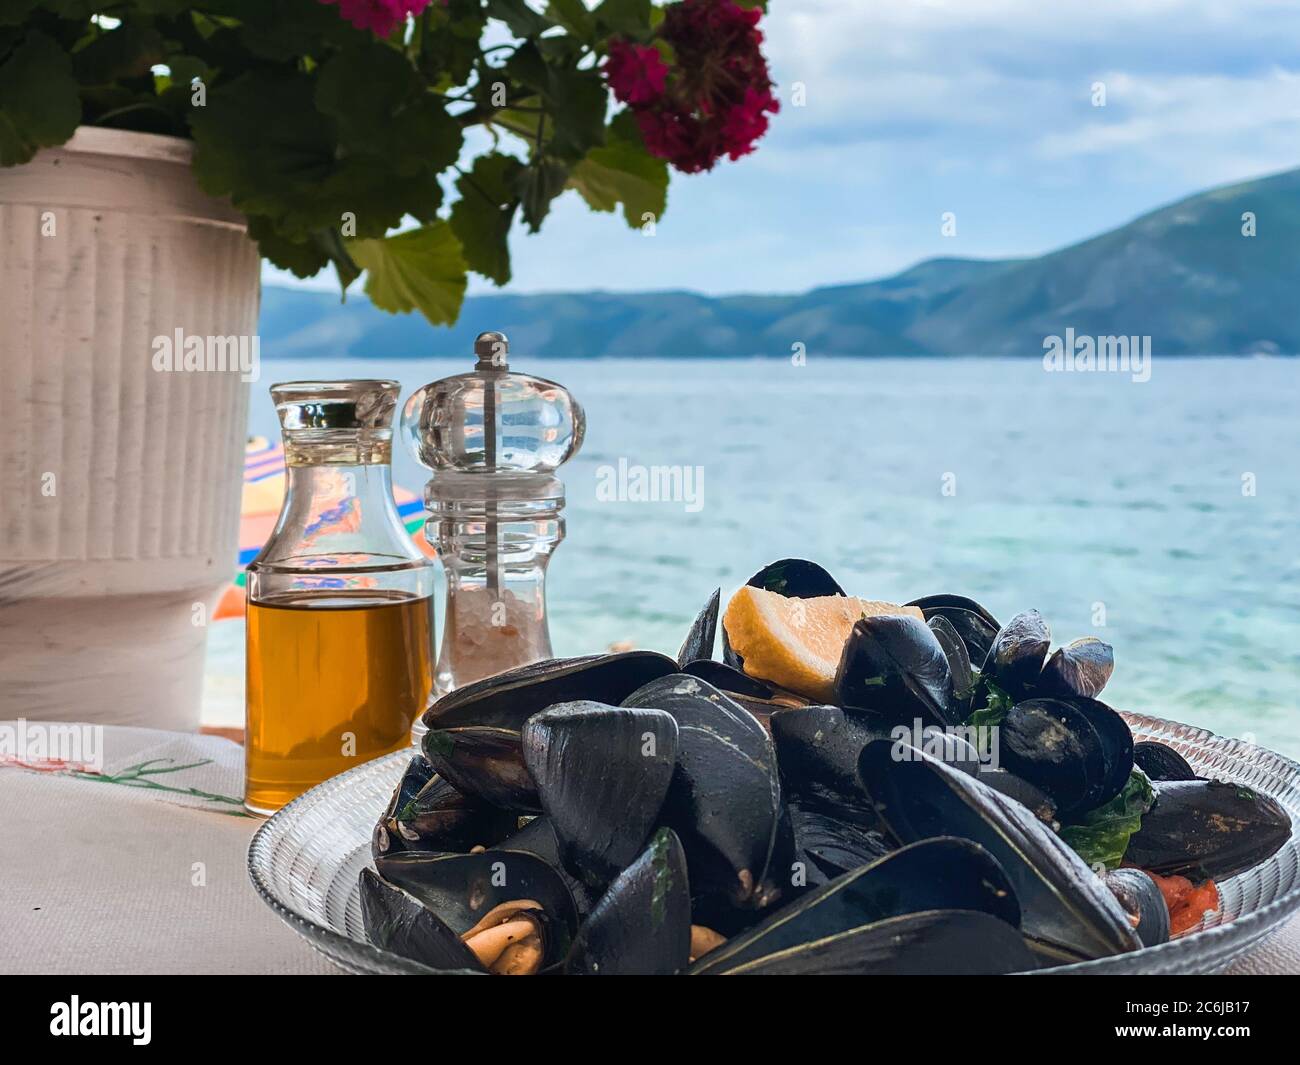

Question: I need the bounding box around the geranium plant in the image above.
[0,0,777,324]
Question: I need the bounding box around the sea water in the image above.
[209,356,1300,756]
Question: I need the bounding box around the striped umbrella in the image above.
[213,437,429,620]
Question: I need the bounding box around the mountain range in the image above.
[259,167,1300,359]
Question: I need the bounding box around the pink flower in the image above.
[320,0,433,37]
[604,41,670,106]
[605,0,779,173]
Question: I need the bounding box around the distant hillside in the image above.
[260,168,1300,358]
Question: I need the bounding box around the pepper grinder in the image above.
[402,332,585,709]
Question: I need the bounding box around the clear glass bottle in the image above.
[244,380,435,815]
[402,332,584,710]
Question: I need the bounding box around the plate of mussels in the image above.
[249,559,1300,975]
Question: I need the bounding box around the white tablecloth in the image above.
[0,722,1296,974]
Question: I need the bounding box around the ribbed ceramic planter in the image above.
[0,128,259,730]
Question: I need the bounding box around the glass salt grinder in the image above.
[244,380,435,816]
[402,332,585,720]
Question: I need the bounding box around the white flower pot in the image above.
[0,128,259,731]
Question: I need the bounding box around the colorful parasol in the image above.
[213,437,430,620]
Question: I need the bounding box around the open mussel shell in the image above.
[858,741,1141,960]
[1133,740,1199,782]
[723,558,846,669]
[566,828,692,975]
[788,802,894,883]
[692,837,1024,974]
[1040,637,1114,700]
[906,594,1001,665]
[677,588,720,667]
[422,726,539,812]
[833,614,958,728]
[374,849,580,969]
[999,697,1134,818]
[492,816,595,915]
[1104,868,1170,948]
[374,764,520,858]
[622,673,787,916]
[522,702,679,891]
[928,614,974,714]
[373,754,434,857]
[359,869,484,974]
[1124,779,1291,880]
[424,651,679,730]
[982,609,1052,695]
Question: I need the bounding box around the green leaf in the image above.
[515,157,570,231]
[1059,768,1157,871]
[568,110,667,227]
[543,65,606,160]
[594,0,652,37]
[72,23,165,85]
[486,0,553,37]
[315,42,462,177]
[450,152,523,285]
[247,215,330,279]
[0,30,81,166]
[546,0,596,42]
[349,222,469,326]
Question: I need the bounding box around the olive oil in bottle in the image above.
[244,591,432,814]
[244,381,435,815]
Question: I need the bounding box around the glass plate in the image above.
[248,713,1300,974]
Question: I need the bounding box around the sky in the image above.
[265,0,1300,297]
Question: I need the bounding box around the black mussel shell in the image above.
[1104,868,1170,948]
[492,816,595,916]
[1040,637,1114,699]
[522,702,679,891]
[833,614,958,728]
[1124,779,1291,880]
[788,802,894,883]
[566,828,692,975]
[975,768,1058,825]
[372,755,435,857]
[746,558,846,598]
[858,741,1141,960]
[622,673,787,915]
[906,594,1001,665]
[422,726,539,812]
[999,697,1133,818]
[374,849,580,967]
[424,651,679,730]
[928,614,975,714]
[709,910,1037,976]
[677,588,720,667]
[692,837,1023,974]
[982,609,1051,695]
[724,560,846,670]
[684,659,778,701]
[374,768,519,858]
[1133,740,1198,782]
[771,704,890,802]
[358,869,485,973]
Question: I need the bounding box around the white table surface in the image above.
[0,723,1295,975]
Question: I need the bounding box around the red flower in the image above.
[605,41,670,107]
[605,0,779,174]
[320,0,434,37]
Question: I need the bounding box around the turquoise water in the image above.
[221,356,1300,756]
